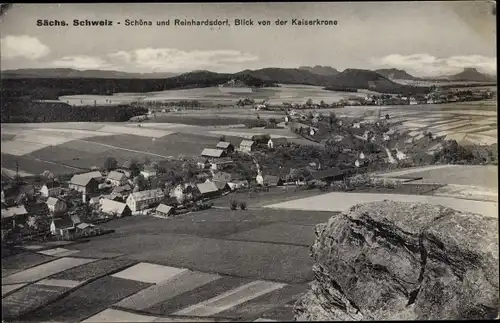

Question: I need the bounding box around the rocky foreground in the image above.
[294,200,499,320]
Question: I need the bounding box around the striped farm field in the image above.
[18,276,152,322]
[1,153,83,175]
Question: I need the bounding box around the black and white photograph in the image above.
[1,2,498,321]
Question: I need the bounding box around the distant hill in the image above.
[447,68,496,82]
[375,68,417,80]
[325,68,430,94]
[298,65,340,76]
[1,68,180,79]
[235,68,337,86]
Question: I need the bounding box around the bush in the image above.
[239,202,247,210]
[230,200,238,210]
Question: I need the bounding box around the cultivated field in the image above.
[55,84,367,107]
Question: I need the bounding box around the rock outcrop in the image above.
[294,200,499,320]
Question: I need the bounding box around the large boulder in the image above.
[294,200,499,320]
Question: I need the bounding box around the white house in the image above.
[107,171,128,186]
[140,166,157,179]
[46,197,67,214]
[309,128,316,136]
[359,152,366,160]
[256,170,264,185]
[101,199,131,217]
[239,140,256,153]
[126,188,165,212]
[352,123,361,129]
[409,97,418,105]
[40,181,62,198]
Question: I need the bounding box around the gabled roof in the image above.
[1,205,28,219]
[101,199,129,215]
[80,171,102,179]
[52,217,74,229]
[240,140,255,147]
[112,184,132,194]
[197,182,220,194]
[128,188,164,201]
[46,197,64,207]
[70,174,95,187]
[156,203,173,215]
[121,161,132,169]
[213,181,229,190]
[43,181,61,189]
[211,157,233,164]
[76,223,94,230]
[201,148,225,158]
[70,214,81,224]
[216,141,233,149]
[107,171,127,181]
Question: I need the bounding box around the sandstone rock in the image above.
[294,200,499,320]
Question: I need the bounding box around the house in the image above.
[196,182,221,198]
[201,148,226,159]
[227,180,249,191]
[267,138,288,149]
[1,205,28,228]
[352,123,361,129]
[50,217,76,236]
[213,181,231,192]
[311,168,346,183]
[40,181,62,197]
[354,159,365,168]
[216,141,235,153]
[126,188,165,212]
[69,174,99,195]
[263,175,284,187]
[140,166,157,179]
[256,172,264,185]
[195,158,210,169]
[212,172,232,183]
[46,197,67,214]
[112,184,132,197]
[80,171,103,181]
[210,157,233,171]
[101,199,132,218]
[107,171,128,186]
[170,183,198,202]
[239,140,256,153]
[156,203,175,218]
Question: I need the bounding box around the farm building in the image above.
[201,148,227,158]
[126,188,165,212]
[311,168,346,183]
[196,182,221,198]
[50,217,76,236]
[101,199,132,218]
[69,174,99,195]
[195,158,210,169]
[46,197,67,214]
[227,180,249,191]
[112,184,132,197]
[263,175,284,187]
[40,181,62,198]
[251,134,271,144]
[239,140,256,153]
[107,171,128,186]
[79,171,103,181]
[1,205,28,228]
[213,181,231,192]
[170,183,198,200]
[155,204,175,218]
[267,138,288,149]
[212,172,232,183]
[216,141,235,153]
[210,158,233,171]
[140,166,157,179]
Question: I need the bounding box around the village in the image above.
[4,103,491,248]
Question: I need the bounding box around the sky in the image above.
[0,2,496,76]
